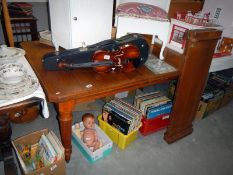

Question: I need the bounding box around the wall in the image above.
[203,0,233,38]
[31,2,49,32]
[0,2,49,44]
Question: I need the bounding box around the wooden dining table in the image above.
[21,41,180,161]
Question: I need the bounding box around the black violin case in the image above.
[42,34,149,71]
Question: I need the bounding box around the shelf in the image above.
[168,0,204,19]
[209,55,233,72]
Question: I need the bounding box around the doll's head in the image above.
[82,113,95,129]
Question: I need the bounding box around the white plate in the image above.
[0,67,26,84]
[0,63,27,84]
[0,75,39,99]
[0,45,25,64]
[0,63,23,71]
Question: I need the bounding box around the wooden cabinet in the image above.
[164,29,222,143]
[168,0,205,19]
[49,0,114,49]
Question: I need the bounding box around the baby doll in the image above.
[82,113,101,152]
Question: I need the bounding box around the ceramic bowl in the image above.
[0,45,25,64]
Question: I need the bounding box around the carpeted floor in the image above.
[3,97,233,175]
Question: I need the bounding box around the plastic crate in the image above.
[139,114,170,136]
[98,115,139,150]
[72,122,113,164]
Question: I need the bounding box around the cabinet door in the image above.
[49,0,72,49]
[70,0,114,48]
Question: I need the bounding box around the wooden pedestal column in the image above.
[164,29,222,143]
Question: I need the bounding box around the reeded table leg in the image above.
[56,100,75,162]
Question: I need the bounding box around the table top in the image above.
[21,41,180,103]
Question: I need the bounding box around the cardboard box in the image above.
[12,129,66,175]
[72,122,113,164]
[220,90,233,107]
[195,94,224,120]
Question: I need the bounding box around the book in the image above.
[137,93,163,110]
[39,30,52,41]
[105,102,133,122]
[103,107,131,135]
[108,101,137,132]
[104,103,134,134]
[147,102,173,119]
[143,97,170,116]
[139,96,169,116]
[110,99,140,128]
[10,2,33,8]
[134,91,162,109]
[112,98,142,130]
[46,131,64,160]
[134,91,160,103]
[39,134,57,165]
[114,98,142,116]
[39,38,53,46]
[8,2,33,17]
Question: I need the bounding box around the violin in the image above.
[92,44,140,73]
[57,59,113,69]
[42,33,149,71]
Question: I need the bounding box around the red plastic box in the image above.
[139,114,170,136]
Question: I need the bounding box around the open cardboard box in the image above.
[220,90,233,107]
[195,94,224,120]
[72,122,113,164]
[12,129,66,175]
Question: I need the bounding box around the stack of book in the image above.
[134,91,172,119]
[195,74,230,119]
[38,131,64,166]
[39,30,53,46]
[134,91,172,136]
[102,98,142,135]
[201,79,225,102]
[211,68,233,85]
[8,2,33,17]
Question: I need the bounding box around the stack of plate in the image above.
[0,45,25,64]
[0,46,39,99]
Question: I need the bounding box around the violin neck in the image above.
[59,60,113,68]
